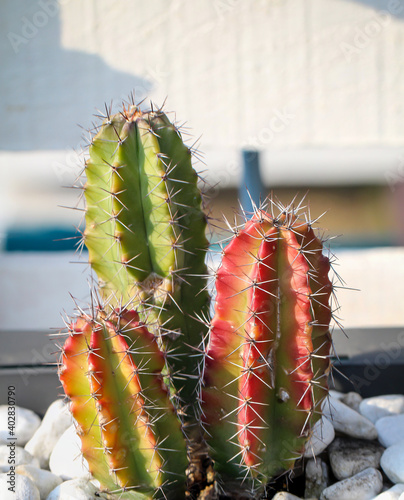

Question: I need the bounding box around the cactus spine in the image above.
[202,204,332,495]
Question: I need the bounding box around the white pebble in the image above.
[0,406,41,446]
[380,440,404,484]
[320,467,383,499]
[360,395,404,424]
[305,458,328,499]
[49,425,90,480]
[0,445,39,469]
[304,417,335,457]
[273,493,303,499]
[328,437,384,480]
[16,464,62,500]
[329,390,345,400]
[25,399,73,470]
[373,483,404,499]
[340,392,362,412]
[0,472,40,500]
[46,478,99,500]
[376,414,404,448]
[322,396,378,440]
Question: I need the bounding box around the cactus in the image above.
[58,97,335,499]
[81,101,210,425]
[202,203,333,495]
[59,308,188,499]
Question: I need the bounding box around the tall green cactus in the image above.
[202,205,332,496]
[82,102,210,423]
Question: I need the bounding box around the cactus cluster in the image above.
[57,99,335,499]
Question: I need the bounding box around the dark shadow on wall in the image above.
[0,2,152,150]
[341,0,404,18]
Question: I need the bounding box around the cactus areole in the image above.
[203,209,332,488]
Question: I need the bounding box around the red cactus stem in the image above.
[59,309,188,498]
[203,208,333,486]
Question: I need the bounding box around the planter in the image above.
[330,326,404,397]
[0,330,59,415]
[2,327,403,415]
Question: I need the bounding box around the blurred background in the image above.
[1,0,404,362]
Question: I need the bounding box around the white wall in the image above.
[2,0,404,151]
[1,0,404,231]
[1,247,404,331]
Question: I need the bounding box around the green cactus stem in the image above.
[59,308,188,499]
[81,101,210,424]
[202,205,333,493]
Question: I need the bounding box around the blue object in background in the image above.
[240,150,265,213]
[4,227,79,252]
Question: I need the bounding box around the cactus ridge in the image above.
[77,99,211,428]
[202,198,333,492]
[58,306,188,499]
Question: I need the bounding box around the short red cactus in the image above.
[59,309,188,498]
[203,206,333,490]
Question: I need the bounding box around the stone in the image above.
[329,390,344,400]
[0,445,39,469]
[373,484,404,499]
[320,467,383,499]
[0,405,41,446]
[0,472,40,500]
[380,440,404,484]
[360,395,404,424]
[376,415,404,448]
[304,417,335,457]
[328,436,384,480]
[46,478,100,500]
[16,464,62,499]
[49,425,90,480]
[340,392,362,412]
[322,396,378,440]
[305,457,329,499]
[272,493,303,499]
[25,399,73,469]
